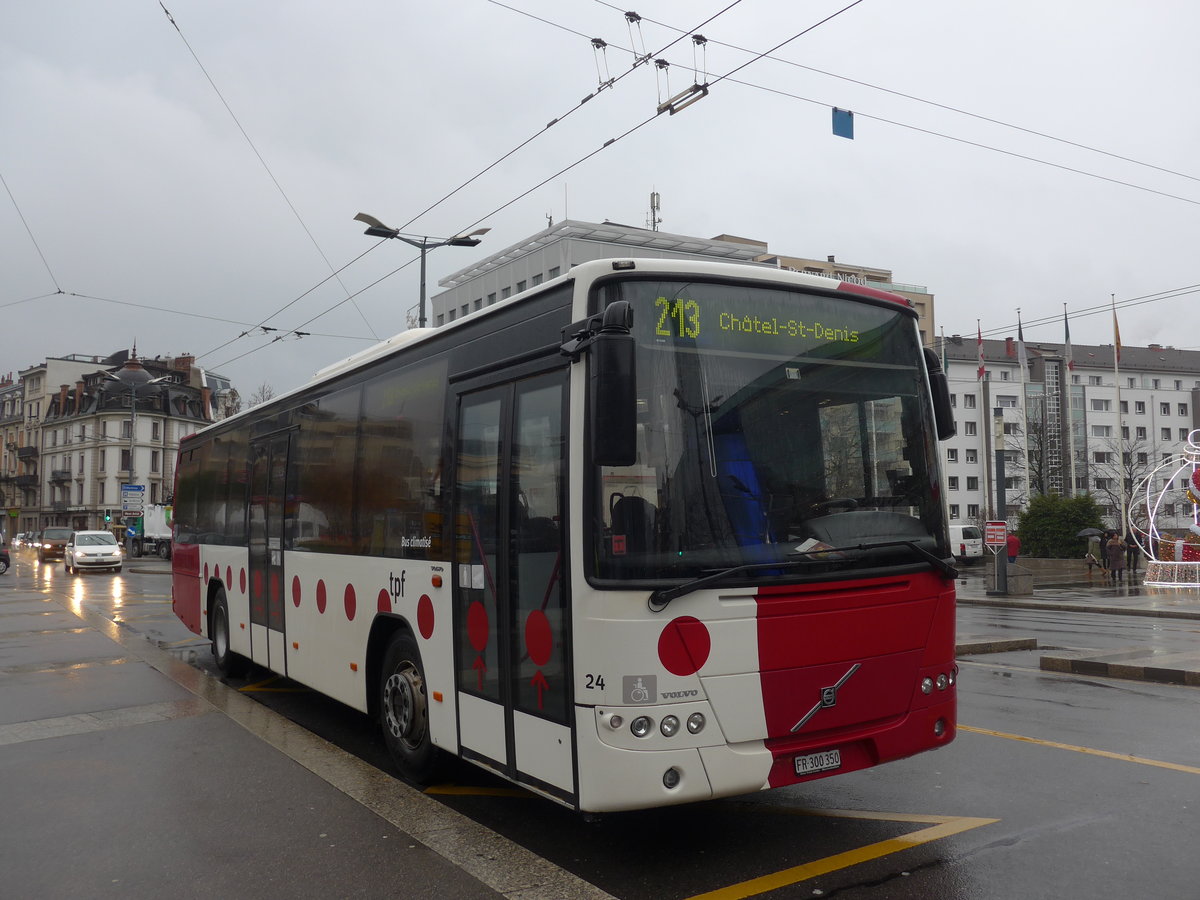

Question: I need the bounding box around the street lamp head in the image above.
[363,226,400,239]
[354,211,392,231]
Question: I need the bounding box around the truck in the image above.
[130,504,173,559]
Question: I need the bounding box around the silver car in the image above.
[64,531,124,574]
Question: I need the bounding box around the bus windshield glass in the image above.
[593,277,948,581]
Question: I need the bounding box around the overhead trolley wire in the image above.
[2,170,61,293]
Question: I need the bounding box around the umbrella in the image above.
[1076,528,1104,538]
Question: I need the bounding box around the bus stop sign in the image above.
[984,521,1008,553]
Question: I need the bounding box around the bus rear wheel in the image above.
[211,595,248,678]
[380,631,443,784]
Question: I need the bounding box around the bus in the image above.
[171,257,959,813]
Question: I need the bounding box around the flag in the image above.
[977,323,986,381]
[832,107,854,139]
[1113,307,1122,364]
[1017,312,1028,376]
[1063,308,1074,372]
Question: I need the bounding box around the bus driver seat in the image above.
[610,494,657,555]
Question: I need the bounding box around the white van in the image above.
[950,524,984,562]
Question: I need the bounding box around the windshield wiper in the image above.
[647,540,957,612]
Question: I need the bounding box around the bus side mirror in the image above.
[590,301,637,466]
[923,348,956,440]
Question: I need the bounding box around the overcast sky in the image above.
[4,0,1199,395]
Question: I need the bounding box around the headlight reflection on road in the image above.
[68,578,85,616]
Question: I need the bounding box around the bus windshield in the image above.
[593,277,948,582]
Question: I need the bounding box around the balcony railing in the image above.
[50,469,72,482]
[15,475,37,487]
[16,446,38,459]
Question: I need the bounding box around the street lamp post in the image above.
[105,359,171,555]
[354,213,489,328]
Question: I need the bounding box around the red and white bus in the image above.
[171,257,959,813]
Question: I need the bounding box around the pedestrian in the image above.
[1006,531,1021,564]
[1105,532,1127,583]
[1125,532,1141,576]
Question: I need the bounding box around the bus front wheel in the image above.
[380,631,443,784]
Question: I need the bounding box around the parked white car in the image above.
[64,531,124,574]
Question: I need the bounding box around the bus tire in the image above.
[212,595,249,678]
[380,631,443,784]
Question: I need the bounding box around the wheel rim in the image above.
[214,609,229,659]
[383,661,427,751]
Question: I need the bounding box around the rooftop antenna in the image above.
[647,191,662,231]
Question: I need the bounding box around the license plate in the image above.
[794,748,841,776]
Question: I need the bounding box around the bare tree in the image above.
[246,382,275,409]
[1088,434,1160,530]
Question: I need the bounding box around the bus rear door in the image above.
[248,433,291,674]
[453,369,573,803]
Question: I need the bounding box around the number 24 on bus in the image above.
[170,258,960,814]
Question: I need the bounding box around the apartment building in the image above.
[940,334,1200,532]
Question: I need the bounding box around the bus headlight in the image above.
[687,712,706,734]
[660,715,680,737]
[921,677,934,695]
[630,716,653,738]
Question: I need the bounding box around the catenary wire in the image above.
[2,171,61,293]
[592,0,1200,188]
[158,2,380,343]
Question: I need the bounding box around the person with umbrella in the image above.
[1105,532,1127,584]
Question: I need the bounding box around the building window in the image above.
[1161,402,1171,416]
[152,421,161,441]
[965,449,978,464]
[967,504,980,518]
[1136,426,1147,439]
[460,304,469,318]
[997,395,1018,408]
[1128,377,1137,388]
[1091,399,1111,412]
[121,448,131,471]
[1162,428,1172,441]
[967,476,979,491]
[1003,422,1021,435]
[1181,429,1191,442]
[947,448,958,462]
[1163,503,1175,517]
[949,504,960,519]
[1135,401,1146,414]
[1153,379,1161,389]
[1180,403,1189,416]
[532,273,543,286]
[1175,380,1183,391]
[447,309,456,322]
[964,422,977,436]
[487,292,497,305]
[1072,374,1080,384]
[474,298,483,310]
[963,394,976,409]
[121,420,132,439]
[1121,426,1129,439]
[1093,451,1112,464]
[151,450,160,473]
[548,266,560,278]
[949,394,957,408]
[1000,370,1010,381]
[436,314,444,326]
[1095,478,1112,490]
[78,453,84,474]
[1137,452,1148,465]
[1089,376,1102,386]
[501,287,512,299]
[99,448,105,472]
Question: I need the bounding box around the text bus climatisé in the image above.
[170,257,959,814]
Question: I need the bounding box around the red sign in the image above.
[984,521,1008,546]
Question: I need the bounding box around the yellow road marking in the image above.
[960,724,1200,775]
[425,784,533,798]
[237,675,311,694]
[685,812,998,900]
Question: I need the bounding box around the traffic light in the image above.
[103,509,112,523]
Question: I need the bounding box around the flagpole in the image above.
[1064,303,1076,498]
[979,320,994,520]
[1112,293,1126,534]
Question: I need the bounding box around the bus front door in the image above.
[248,433,291,674]
[454,371,573,802]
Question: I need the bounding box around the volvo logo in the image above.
[790,663,861,733]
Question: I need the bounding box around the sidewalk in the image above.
[954,566,1200,687]
[0,578,609,900]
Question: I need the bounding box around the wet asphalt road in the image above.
[7,549,1200,900]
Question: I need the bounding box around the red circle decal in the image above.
[204,563,209,582]
[658,615,711,676]
[252,570,263,599]
[240,568,247,593]
[344,584,356,621]
[417,594,435,640]
[524,610,553,667]
[378,588,391,614]
[316,580,327,614]
[226,566,233,590]
[467,601,489,652]
[293,576,303,608]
